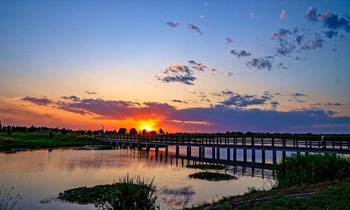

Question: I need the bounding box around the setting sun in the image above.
[142,125,152,132]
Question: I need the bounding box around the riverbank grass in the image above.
[0,132,103,151]
[184,153,350,209]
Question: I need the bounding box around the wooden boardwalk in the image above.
[96,133,350,166]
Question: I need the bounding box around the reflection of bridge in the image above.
[96,133,350,170]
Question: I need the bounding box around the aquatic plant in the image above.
[59,174,160,210]
[274,153,350,188]
[189,172,237,181]
[0,185,23,210]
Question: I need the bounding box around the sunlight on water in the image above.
[0,149,274,210]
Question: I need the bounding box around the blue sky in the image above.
[1,0,350,133]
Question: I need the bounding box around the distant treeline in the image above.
[0,121,165,136]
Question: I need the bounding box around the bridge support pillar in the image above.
[187,146,191,158]
[273,150,277,165]
[212,148,215,160]
[155,145,159,157]
[146,144,150,152]
[252,149,256,164]
[165,146,168,157]
[262,150,266,164]
[233,148,237,162]
[227,148,230,161]
[282,151,286,159]
[216,147,220,160]
[176,145,179,157]
[243,149,247,163]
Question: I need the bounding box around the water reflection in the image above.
[0,149,273,210]
[161,186,196,209]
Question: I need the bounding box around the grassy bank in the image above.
[0,131,104,151]
[185,153,350,210]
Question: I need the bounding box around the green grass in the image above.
[183,154,350,209]
[235,182,350,210]
[0,132,103,151]
[58,175,160,210]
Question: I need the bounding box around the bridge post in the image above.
[227,148,230,161]
[216,147,220,160]
[282,150,286,159]
[176,145,179,157]
[155,145,159,157]
[212,148,215,160]
[165,146,168,157]
[187,146,191,158]
[243,149,247,163]
[272,150,277,164]
[233,148,237,162]
[262,149,266,164]
[252,149,255,164]
[201,146,205,159]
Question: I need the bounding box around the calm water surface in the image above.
[0,148,274,210]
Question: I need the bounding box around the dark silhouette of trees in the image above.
[142,129,148,135]
[61,128,67,135]
[129,128,137,135]
[7,125,12,136]
[118,128,127,134]
[49,130,53,139]
[159,128,164,134]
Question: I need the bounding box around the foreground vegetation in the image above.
[0,131,104,151]
[58,175,160,210]
[186,153,350,209]
[0,185,23,210]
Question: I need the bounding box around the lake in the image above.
[0,147,274,210]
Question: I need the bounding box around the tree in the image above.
[61,128,67,135]
[7,125,12,136]
[49,130,53,139]
[118,128,127,134]
[158,128,164,135]
[129,128,137,135]
[142,129,148,135]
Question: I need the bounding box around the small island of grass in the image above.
[189,171,237,181]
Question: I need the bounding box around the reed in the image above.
[0,185,22,210]
[59,174,160,210]
[273,153,350,188]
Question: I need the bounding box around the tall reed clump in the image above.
[274,153,350,188]
[95,175,160,210]
[0,185,23,210]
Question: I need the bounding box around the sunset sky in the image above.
[1,0,350,133]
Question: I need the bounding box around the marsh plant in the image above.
[274,153,350,188]
[96,175,160,210]
[0,185,23,210]
[59,174,160,210]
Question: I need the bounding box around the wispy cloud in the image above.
[156,61,217,85]
[166,22,179,28]
[188,24,202,35]
[246,57,273,71]
[230,49,252,58]
[22,96,53,106]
